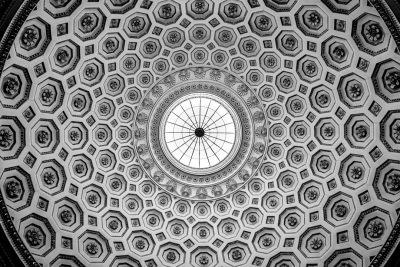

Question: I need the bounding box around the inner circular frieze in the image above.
[134,67,267,199]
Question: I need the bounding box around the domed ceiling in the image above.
[1,0,400,266]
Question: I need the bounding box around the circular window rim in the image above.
[136,67,263,196]
[159,91,243,176]
[0,0,399,266]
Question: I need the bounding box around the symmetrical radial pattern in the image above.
[1,0,400,266]
[164,95,237,170]
[135,68,264,197]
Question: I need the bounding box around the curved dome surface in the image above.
[0,0,400,266]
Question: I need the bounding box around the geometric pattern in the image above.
[0,0,400,266]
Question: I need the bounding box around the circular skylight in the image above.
[163,94,237,171]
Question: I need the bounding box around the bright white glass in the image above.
[164,96,236,169]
